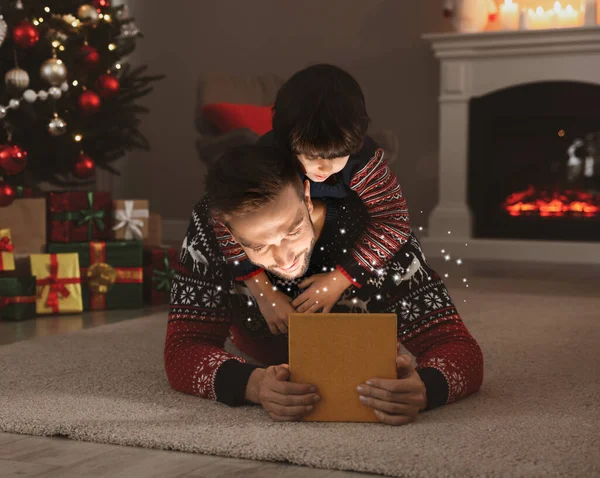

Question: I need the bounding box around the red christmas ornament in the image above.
[73,154,96,179]
[12,21,40,48]
[0,182,15,207]
[0,145,28,176]
[95,74,120,98]
[78,90,102,115]
[93,0,110,7]
[80,45,101,70]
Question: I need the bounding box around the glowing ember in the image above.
[503,186,600,217]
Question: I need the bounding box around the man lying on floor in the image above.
[165,145,483,425]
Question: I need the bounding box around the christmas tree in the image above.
[0,0,163,205]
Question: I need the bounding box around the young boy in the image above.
[212,64,411,335]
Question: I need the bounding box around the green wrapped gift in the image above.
[47,241,143,310]
[0,276,37,321]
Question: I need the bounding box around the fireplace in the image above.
[469,81,600,242]
[422,27,600,264]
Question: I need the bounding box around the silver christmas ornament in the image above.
[78,5,99,24]
[38,90,48,101]
[23,89,37,103]
[48,87,62,99]
[0,15,7,47]
[5,67,30,91]
[40,58,68,86]
[60,81,69,92]
[8,99,20,109]
[48,116,67,136]
[0,107,6,119]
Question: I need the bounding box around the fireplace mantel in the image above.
[422,27,600,264]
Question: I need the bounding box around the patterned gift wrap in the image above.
[47,241,143,310]
[0,276,36,321]
[144,246,178,305]
[30,253,83,315]
[48,191,113,243]
[0,228,15,271]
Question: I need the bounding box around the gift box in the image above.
[144,246,178,305]
[47,241,143,310]
[113,200,149,240]
[0,198,46,254]
[0,229,15,271]
[0,276,36,321]
[48,191,113,243]
[145,212,162,247]
[30,253,83,315]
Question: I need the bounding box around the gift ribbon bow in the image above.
[112,200,149,240]
[36,254,81,313]
[53,192,105,240]
[76,192,106,240]
[152,250,175,292]
[0,236,14,253]
[0,295,36,307]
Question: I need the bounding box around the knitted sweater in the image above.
[213,133,410,286]
[165,194,484,410]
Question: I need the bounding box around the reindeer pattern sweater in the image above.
[165,193,484,410]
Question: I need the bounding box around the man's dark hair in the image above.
[205,145,304,223]
[272,63,370,160]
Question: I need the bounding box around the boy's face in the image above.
[296,155,350,183]
[227,181,317,280]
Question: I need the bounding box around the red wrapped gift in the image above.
[48,191,113,243]
[144,246,178,305]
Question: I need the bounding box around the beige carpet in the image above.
[1,283,599,478]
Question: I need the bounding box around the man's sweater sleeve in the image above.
[165,202,262,405]
[211,220,264,281]
[338,137,412,288]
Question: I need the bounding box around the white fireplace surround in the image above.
[422,26,600,264]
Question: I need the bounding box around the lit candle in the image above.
[500,0,520,30]
[559,4,581,27]
[528,6,553,29]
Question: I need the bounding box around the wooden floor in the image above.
[0,432,375,477]
[2,258,599,477]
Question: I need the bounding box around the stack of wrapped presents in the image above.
[0,191,178,321]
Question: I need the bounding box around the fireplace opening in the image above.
[468,81,600,242]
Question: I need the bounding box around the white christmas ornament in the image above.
[48,86,62,99]
[5,67,30,90]
[8,99,20,109]
[60,81,69,92]
[0,15,7,47]
[23,89,38,103]
[38,90,48,101]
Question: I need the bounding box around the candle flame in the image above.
[565,4,574,12]
[505,0,513,5]
[554,1,561,12]
[537,6,544,14]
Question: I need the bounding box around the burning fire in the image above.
[503,186,600,217]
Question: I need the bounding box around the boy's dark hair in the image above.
[206,145,304,223]
[272,63,370,160]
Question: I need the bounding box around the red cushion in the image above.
[202,103,273,136]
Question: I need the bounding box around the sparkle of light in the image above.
[352,298,357,304]
[448,230,452,235]
[393,274,400,281]
[441,249,446,254]
[44,6,50,12]
[323,287,328,292]
[59,46,65,51]
[456,259,463,265]
[340,228,346,234]
[247,301,252,306]
[234,260,239,265]
[376,294,382,300]
[463,278,467,283]
[72,80,79,86]
[115,63,122,69]
[108,43,116,51]
[74,134,82,142]
[418,226,423,231]
[272,303,276,307]
[216,286,221,291]
[320,247,324,251]
[444,273,449,278]
[51,40,60,48]
[33,20,39,26]
[343,249,347,253]
[272,286,277,291]
[444,254,451,261]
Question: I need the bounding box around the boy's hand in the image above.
[245,271,293,335]
[292,269,352,313]
[257,288,295,335]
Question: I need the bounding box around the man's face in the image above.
[297,154,350,183]
[227,182,316,280]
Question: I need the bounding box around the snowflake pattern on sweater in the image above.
[165,194,483,408]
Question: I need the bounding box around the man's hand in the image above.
[356,354,427,426]
[292,269,352,313]
[248,364,320,422]
[245,271,294,335]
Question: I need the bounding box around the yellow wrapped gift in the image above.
[30,253,83,315]
[0,228,15,271]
